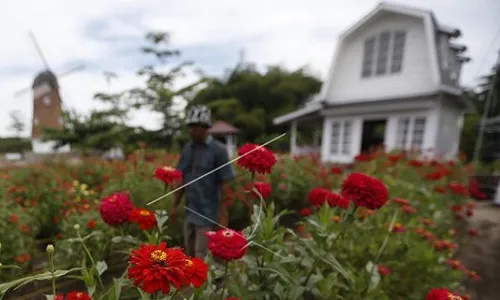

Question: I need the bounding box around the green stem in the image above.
[78,231,104,288]
[219,261,229,300]
[170,289,178,299]
[362,209,399,297]
[49,253,56,296]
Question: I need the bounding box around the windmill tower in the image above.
[14,32,85,154]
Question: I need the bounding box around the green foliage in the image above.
[0,137,31,154]
[189,64,322,143]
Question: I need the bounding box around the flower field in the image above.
[0,146,486,299]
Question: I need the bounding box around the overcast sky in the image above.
[0,0,499,137]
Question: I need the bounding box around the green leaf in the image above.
[96,260,108,276]
[0,268,81,295]
[365,261,381,291]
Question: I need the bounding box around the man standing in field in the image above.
[171,105,235,258]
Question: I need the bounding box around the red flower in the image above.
[237,143,276,174]
[445,259,464,270]
[447,182,469,196]
[392,198,410,206]
[378,264,391,276]
[128,242,188,294]
[341,173,389,210]
[130,208,157,230]
[154,166,183,185]
[184,257,208,288]
[401,205,417,214]
[99,192,134,227]
[426,288,464,300]
[226,298,241,300]
[307,187,330,207]
[300,207,312,216]
[467,228,478,236]
[330,166,343,174]
[328,192,350,209]
[249,182,272,199]
[87,219,96,230]
[66,291,92,300]
[391,222,406,233]
[206,229,248,261]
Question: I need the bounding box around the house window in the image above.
[390,31,406,73]
[363,30,406,77]
[330,122,341,154]
[330,120,353,155]
[395,117,410,149]
[375,31,391,75]
[411,117,426,149]
[342,120,353,154]
[395,116,426,150]
[361,37,376,77]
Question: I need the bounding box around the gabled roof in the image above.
[208,121,239,135]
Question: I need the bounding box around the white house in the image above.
[273,1,473,163]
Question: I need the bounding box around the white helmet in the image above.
[185,105,212,127]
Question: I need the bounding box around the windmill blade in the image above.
[13,86,32,98]
[58,64,86,78]
[29,31,50,70]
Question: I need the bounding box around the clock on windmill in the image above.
[31,70,64,140]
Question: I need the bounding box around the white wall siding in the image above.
[435,99,462,159]
[326,12,435,103]
[321,106,439,163]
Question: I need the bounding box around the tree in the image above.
[7,110,25,137]
[188,63,322,144]
[42,109,129,156]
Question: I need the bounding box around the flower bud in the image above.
[46,244,55,254]
[74,224,80,230]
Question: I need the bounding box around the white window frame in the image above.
[329,119,354,155]
[361,36,376,78]
[395,115,427,151]
[390,30,406,73]
[375,31,391,75]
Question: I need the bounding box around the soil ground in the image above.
[459,201,500,300]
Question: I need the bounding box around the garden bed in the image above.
[0,149,486,299]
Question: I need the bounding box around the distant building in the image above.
[274,1,473,163]
[31,70,70,154]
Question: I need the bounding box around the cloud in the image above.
[0,0,498,138]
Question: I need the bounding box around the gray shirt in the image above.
[176,136,235,226]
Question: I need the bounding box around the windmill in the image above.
[13,31,85,154]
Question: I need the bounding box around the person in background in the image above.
[171,105,235,258]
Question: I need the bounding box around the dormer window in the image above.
[362,30,407,78]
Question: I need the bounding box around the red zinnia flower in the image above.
[99,192,134,227]
[87,219,96,230]
[341,173,389,210]
[300,207,312,216]
[206,229,248,261]
[307,187,330,207]
[328,192,350,209]
[390,222,406,233]
[154,166,183,185]
[130,208,157,230]
[392,198,410,206]
[66,291,92,300]
[426,288,464,300]
[330,166,343,174]
[237,143,276,174]
[128,242,187,294]
[378,264,391,276]
[249,182,272,199]
[184,257,208,288]
[401,205,417,214]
